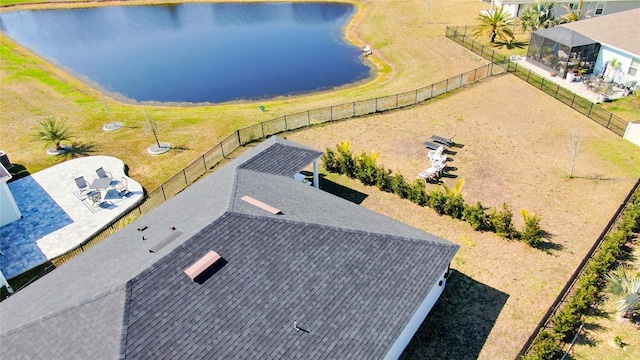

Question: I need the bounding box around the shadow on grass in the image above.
[60,142,98,159]
[493,40,529,50]
[538,230,563,254]
[400,270,509,360]
[318,175,368,204]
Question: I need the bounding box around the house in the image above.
[559,7,640,86]
[495,0,640,18]
[524,8,639,87]
[0,136,459,359]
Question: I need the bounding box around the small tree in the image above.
[34,115,73,153]
[568,127,582,178]
[518,1,557,32]
[521,208,543,247]
[490,203,516,238]
[473,7,515,43]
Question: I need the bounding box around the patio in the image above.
[509,56,630,104]
[0,156,143,279]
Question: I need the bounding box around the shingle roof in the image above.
[121,213,457,359]
[559,8,640,56]
[0,136,458,359]
[238,141,322,176]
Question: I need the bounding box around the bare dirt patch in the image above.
[285,74,640,359]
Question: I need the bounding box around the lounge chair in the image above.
[418,167,440,182]
[75,176,90,196]
[423,141,441,150]
[116,177,131,196]
[428,146,445,161]
[430,135,455,147]
[96,167,112,180]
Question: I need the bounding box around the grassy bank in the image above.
[0,0,488,190]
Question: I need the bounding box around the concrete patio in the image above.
[0,156,143,279]
[509,56,630,104]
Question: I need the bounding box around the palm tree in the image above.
[518,1,557,32]
[473,7,515,44]
[34,115,73,153]
[560,0,588,23]
[606,266,640,318]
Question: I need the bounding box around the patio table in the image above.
[90,177,112,190]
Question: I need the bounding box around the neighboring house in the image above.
[525,8,639,87]
[495,0,640,18]
[0,136,459,359]
[559,7,640,86]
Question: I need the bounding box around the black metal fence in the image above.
[445,26,632,136]
[36,61,505,273]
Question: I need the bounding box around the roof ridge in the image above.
[226,211,459,250]
[0,285,126,337]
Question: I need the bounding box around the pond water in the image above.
[0,3,370,103]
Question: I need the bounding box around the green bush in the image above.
[389,173,409,198]
[322,148,338,172]
[444,194,465,219]
[336,141,356,177]
[355,151,381,186]
[462,201,489,230]
[407,179,428,206]
[428,190,448,215]
[553,305,581,342]
[525,330,563,360]
[375,167,392,192]
[489,203,516,238]
[521,209,543,248]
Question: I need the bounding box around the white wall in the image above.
[0,182,21,227]
[384,268,449,360]
[496,1,640,18]
[624,122,640,147]
[594,46,640,85]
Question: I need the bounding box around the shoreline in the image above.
[0,0,389,107]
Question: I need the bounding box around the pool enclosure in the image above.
[526,27,600,79]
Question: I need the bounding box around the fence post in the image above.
[526,69,531,82]
[491,50,495,63]
[570,93,576,108]
[202,154,207,172]
[284,115,288,130]
[375,98,378,112]
[221,142,226,158]
[261,122,265,138]
[587,103,594,117]
[308,110,311,125]
[607,113,613,128]
[474,67,478,81]
[236,130,240,146]
[161,184,167,201]
[460,73,464,87]
[395,94,398,109]
[330,107,333,122]
[540,78,545,90]
[183,169,188,186]
[430,84,434,99]
[445,78,449,92]
[353,102,356,117]
[555,84,560,98]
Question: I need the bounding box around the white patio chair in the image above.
[116,177,131,196]
[418,167,440,182]
[427,146,445,161]
[96,167,113,180]
[75,176,90,196]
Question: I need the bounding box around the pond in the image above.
[0,2,371,103]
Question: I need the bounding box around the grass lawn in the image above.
[285,74,640,359]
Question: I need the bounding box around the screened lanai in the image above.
[526,27,600,79]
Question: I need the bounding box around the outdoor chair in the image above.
[91,191,103,207]
[116,177,131,196]
[418,167,440,182]
[430,135,455,147]
[96,167,112,180]
[75,176,90,196]
[423,141,441,150]
[428,146,445,161]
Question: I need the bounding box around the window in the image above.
[595,2,605,15]
[569,3,579,11]
[629,58,640,76]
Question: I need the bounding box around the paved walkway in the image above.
[509,57,629,104]
[0,156,143,279]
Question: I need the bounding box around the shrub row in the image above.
[322,143,544,248]
[524,189,640,360]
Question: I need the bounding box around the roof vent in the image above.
[241,195,282,215]
[184,250,222,281]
